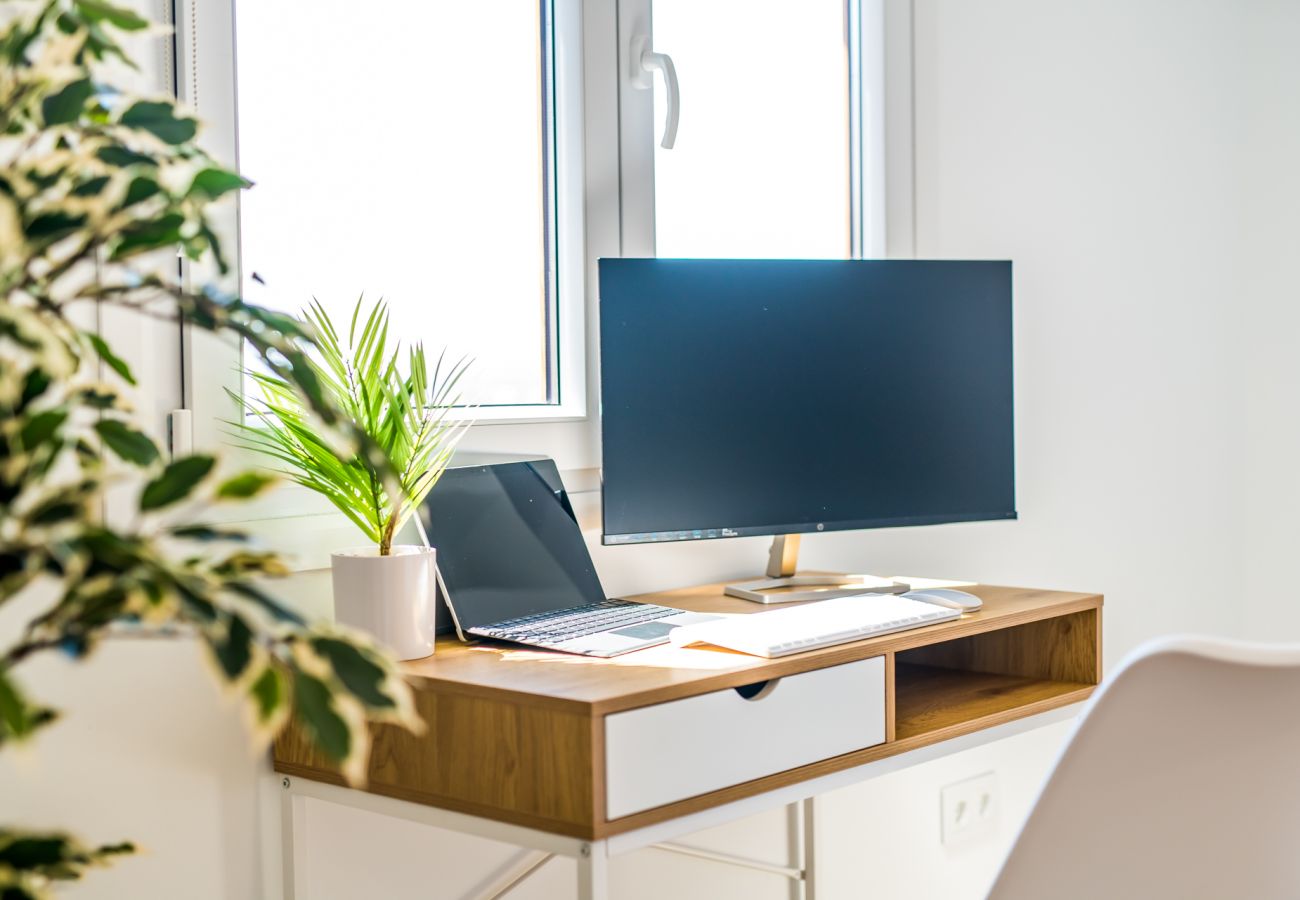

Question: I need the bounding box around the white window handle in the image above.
[631,34,679,149]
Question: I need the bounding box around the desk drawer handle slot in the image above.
[734,679,779,701]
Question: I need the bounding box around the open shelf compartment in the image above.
[893,608,1100,742]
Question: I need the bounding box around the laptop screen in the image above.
[423,458,607,630]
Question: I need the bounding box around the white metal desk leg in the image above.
[801,797,821,900]
[281,779,309,899]
[576,841,609,900]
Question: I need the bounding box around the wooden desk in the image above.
[273,583,1101,898]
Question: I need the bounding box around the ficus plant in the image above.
[230,298,470,557]
[0,2,421,897]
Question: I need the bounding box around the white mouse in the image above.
[902,588,983,611]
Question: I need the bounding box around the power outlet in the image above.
[940,771,999,845]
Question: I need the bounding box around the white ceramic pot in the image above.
[330,545,437,661]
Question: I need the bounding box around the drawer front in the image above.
[604,657,886,819]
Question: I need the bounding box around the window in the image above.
[651,0,851,258]
[233,2,560,408]
[182,0,587,453]
[618,0,885,260]
[177,0,888,535]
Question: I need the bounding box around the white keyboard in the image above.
[669,594,962,658]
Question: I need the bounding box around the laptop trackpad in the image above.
[609,621,677,640]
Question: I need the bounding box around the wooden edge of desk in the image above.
[274,587,1103,842]
[884,653,897,742]
[393,591,1103,719]
[588,591,1102,715]
[275,682,1095,842]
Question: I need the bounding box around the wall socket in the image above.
[940,771,999,845]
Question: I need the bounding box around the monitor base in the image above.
[724,574,910,604]
[724,534,910,603]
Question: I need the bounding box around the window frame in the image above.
[615,0,888,260]
[176,0,602,451]
[169,0,898,558]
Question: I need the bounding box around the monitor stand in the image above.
[723,534,910,604]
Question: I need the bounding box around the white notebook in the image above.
[668,594,961,658]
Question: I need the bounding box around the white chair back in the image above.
[990,635,1300,899]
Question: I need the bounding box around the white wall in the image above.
[835,0,1247,661]
[4,2,1296,898]
[0,629,264,900]
[1236,1,1300,639]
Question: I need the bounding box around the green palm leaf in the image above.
[228,297,470,554]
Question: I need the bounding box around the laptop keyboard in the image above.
[474,599,679,644]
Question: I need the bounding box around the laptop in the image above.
[423,456,720,657]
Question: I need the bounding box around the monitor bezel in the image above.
[601,507,1018,546]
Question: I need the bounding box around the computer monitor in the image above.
[598,258,1015,601]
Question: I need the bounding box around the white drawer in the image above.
[604,657,886,819]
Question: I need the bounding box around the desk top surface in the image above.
[400,581,1102,715]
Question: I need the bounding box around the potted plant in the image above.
[1,2,422,891]
[232,298,469,660]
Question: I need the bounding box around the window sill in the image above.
[452,403,588,426]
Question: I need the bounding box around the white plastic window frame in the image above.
[168,0,904,562]
[172,0,613,552]
[616,0,890,260]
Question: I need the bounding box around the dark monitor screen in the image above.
[424,458,606,628]
[598,259,1016,545]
